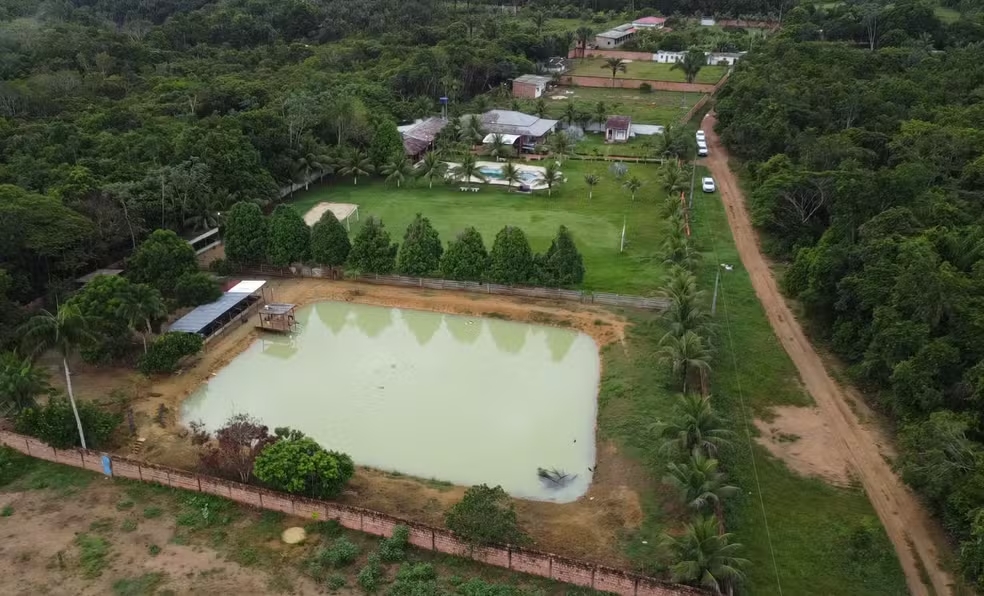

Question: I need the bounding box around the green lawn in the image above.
[569,58,727,85]
[499,87,704,127]
[687,166,908,595]
[289,160,669,294]
[577,133,652,157]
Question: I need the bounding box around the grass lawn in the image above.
[289,160,669,294]
[569,58,727,85]
[686,166,908,595]
[498,87,704,127]
[577,132,652,157]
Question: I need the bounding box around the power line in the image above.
[694,155,784,596]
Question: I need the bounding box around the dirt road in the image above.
[702,112,955,596]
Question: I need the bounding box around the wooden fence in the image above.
[0,430,700,596]
[236,265,670,311]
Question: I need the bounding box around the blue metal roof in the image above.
[169,292,253,334]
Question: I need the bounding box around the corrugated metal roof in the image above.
[169,291,253,334]
[514,74,552,86]
[606,115,632,130]
[228,280,266,294]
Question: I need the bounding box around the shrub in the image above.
[267,204,310,267]
[308,536,360,580]
[444,484,527,546]
[253,428,355,499]
[198,413,276,483]
[378,525,410,562]
[66,275,140,364]
[349,217,397,274]
[15,398,122,449]
[127,229,198,297]
[439,227,488,282]
[138,332,204,375]
[174,272,221,307]
[537,225,585,286]
[487,226,534,285]
[357,553,383,593]
[397,214,443,276]
[0,351,50,412]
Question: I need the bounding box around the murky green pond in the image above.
[181,301,600,502]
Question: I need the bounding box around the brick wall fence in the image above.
[678,72,730,124]
[561,76,717,94]
[0,430,701,596]
[567,49,655,61]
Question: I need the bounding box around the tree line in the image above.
[221,202,586,288]
[716,15,984,588]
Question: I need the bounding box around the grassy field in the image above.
[577,133,652,157]
[569,58,727,85]
[500,86,703,126]
[0,449,605,595]
[289,160,671,294]
[687,166,908,595]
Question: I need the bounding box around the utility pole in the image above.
[711,263,734,316]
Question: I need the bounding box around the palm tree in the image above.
[658,267,708,336]
[183,189,227,233]
[662,233,702,272]
[601,57,627,88]
[534,97,548,118]
[297,151,333,188]
[562,101,580,128]
[592,101,608,129]
[19,305,94,449]
[672,49,706,84]
[418,151,448,189]
[622,176,642,201]
[501,161,522,191]
[462,114,486,146]
[660,160,692,197]
[584,174,600,200]
[451,153,485,185]
[531,11,546,35]
[339,149,374,185]
[560,30,575,55]
[664,450,739,513]
[662,516,748,595]
[118,283,165,354]
[485,133,515,161]
[535,161,564,197]
[657,393,734,457]
[381,154,415,188]
[575,26,593,59]
[0,352,50,412]
[546,131,571,162]
[658,330,711,393]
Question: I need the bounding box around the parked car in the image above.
[702,177,716,192]
[697,140,708,157]
[696,130,706,143]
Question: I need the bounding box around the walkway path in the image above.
[701,111,955,596]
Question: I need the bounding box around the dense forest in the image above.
[715,1,984,587]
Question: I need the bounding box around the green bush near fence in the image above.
[14,398,122,449]
[138,332,204,376]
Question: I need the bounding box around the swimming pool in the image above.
[478,166,540,183]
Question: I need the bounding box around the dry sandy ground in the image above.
[704,112,956,596]
[0,485,331,595]
[302,202,359,227]
[51,279,650,567]
[753,406,851,486]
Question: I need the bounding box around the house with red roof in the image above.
[632,16,667,29]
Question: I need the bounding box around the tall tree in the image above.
[309,211,351,267]
[267,204,310,267]
[397,213,443,276]
[539,225,585,286]
[339,149,374,185]
[546,131,571,162]
[223,202,268,266]
[440,227,489,281]
[349,217,398,274]
[658,330,712,393]
[451,154,485,185]
[127,229,197,298]
[117,283,165,354]
[601,57,627,88]
[501,161,522,191]
[0,352,50,412]
[575,26,593,59]
[672,50,706,84]
[488,226,534,285]
[18,305,93,449]
[368,117,405,169]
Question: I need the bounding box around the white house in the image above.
[654,50,687,63]
[595,25,635,48]
[653,50,745,65]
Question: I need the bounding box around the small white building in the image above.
[700,17,716,26]
[595,27,635,49]
[654,50,687,63]
[632,16,667,29]
[653,50,745,66]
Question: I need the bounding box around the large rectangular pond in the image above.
[181,301,600,502]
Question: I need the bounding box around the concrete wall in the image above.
[0,430,702,596]
[512,81,544,99]
[562,75,717,94]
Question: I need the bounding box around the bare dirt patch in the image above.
[754,406,852,486]
[302,201,359,226]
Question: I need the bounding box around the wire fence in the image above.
[235,265,669,311]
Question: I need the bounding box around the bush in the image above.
[397,214,443,276]
[357,553,382,594]
[198,413,275,483]
[308,536,360,579]
[487,227,534,285]
[267,204,310,267]
[174,272,221,307]
[537,225,585,287]
[439,227,489,282]
[310,211,351,267]
[349,217,398,274]
[444,484,527,546]
[378,525,409,562]
[66,275,141,364]
[208,258,234,276]
[138,332,204,375]
[253,428,355,499]
[15,398,122,449]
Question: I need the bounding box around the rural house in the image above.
[595,26,635,48]
[632,16,667,29]
[465,110,559,152]
[511,74,553,99]
[605,116,632,143]
[400,117,448,161]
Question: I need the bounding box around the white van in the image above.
[697,140,709,157]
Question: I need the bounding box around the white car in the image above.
[696,130,706,143]
[697,140,708,157]
[702,177,716,193]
